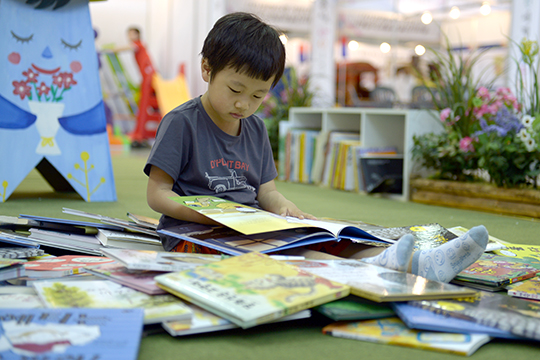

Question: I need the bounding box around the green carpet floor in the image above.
[1,149,539,359]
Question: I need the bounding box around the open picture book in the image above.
[161,195,459,256]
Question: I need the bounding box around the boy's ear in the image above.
[201,58,211,83]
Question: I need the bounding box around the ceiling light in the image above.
[449,6,460,19]
[415,45,426,56]
[480,2,491,16]
[348,40,359,51]
[421,11,432,25]
[380,42,391,54]
[279,34,288,45]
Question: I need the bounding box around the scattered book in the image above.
[451,253,540,291]
[0,308,144,360]
[506,276,540,301]
[100,247,223,271]
[364,223,458,250]
[0,246,44,259]
[162,304,311,337]
[493,243,540,270]
[127,212,159,229]
[154,252,350,328]
[0,255,114,281]
[96,228,164,251]
[408,291,540,341]
[287,259,477,302]
[28,228,105,256]
[322,317,491,356]
[0,230,41,248]
[32,279,193,325]
[0,292,44,308]
[314,296,395,321]
[392,302,523,339]
[83,261,168,295]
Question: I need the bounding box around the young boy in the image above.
[144,12,489,284]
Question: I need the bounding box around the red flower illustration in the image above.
[52,73,65,88]
[12,80,31,100]
[37,81,50,97]
[22,68,39,83]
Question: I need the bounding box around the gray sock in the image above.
[361,234,415,272]
[411,225,489,283]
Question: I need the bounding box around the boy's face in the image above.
[201,59,274,135]
[128,29,139,42]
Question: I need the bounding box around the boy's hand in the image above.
[278,204,317,220]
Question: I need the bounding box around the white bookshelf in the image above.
[288,107,443,201]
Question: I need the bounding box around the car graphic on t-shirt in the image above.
[205,170,255,193]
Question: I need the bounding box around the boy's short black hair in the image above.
[201,12,286,88]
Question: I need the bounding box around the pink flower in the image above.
[52,73,64,88]
[52,72,77,89]
[12,80,31,100]
[477,87,490,100]
[22,68,39,83]
[459,137,475,152]
[37,82,50,97]
[440,108,451,122]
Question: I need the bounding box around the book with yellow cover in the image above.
[154,252,350,328]
[322,317,491,356]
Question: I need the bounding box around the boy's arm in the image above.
[146,165,219,225]
[257,180,316,219]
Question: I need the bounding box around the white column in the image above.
[507,0,540,94]
[309,0,337,108]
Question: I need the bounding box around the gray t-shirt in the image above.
[144,97,277,250]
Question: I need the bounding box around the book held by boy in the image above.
[322,317,491,356]
[0,308,144,360]
[154,252,350,329]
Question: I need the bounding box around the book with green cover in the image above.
[322,317,491,356]
[314,296,394,321]
[154,252,350,329]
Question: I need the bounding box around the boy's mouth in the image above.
[230,112,243,119]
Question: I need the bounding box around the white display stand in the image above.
[288,107,442,201]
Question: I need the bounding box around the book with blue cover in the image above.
[0,308,144,360]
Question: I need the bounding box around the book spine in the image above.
[507,290,540,300]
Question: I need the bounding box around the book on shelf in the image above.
[322,317,491,356]
[96,228,164,251]
[392,302,524,339]
[448,226,508,252]
[154,252,350,329]
[506,276,540,301]
[286,259,477,302]
[285,128,319,184]
[0,246,44,258]
[82,261,168,295]
[314,295,395,321]
[408,291,540,341]
[162,303,311,337]
[0,254,114,281]
[32,279,193,325]
[0,308,144,360]
[321,132,360,188]
[100,247,223,271]
[451,253,540,291]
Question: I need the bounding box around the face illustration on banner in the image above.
[0,0,100,116]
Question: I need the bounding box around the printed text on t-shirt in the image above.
[210,158,250,171]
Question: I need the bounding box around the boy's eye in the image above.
[229,87,240,94]
[61,38,82,50]
[11,30,33,44]
[253,95,262,99]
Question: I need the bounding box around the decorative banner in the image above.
[0,0,116,202]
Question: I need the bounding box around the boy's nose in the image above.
[235,100,248,111]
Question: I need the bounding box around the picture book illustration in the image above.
[0,0,116,202]
[493,243,540,270]
[452,253,540,289]
[154,252,349,328]
[0,308,144,360]
[33,279,193,324]
[322,317,491,356]
[506,276,540,301]
[287,259,477,302]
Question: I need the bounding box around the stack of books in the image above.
[2,197,540,359]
